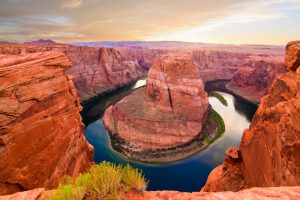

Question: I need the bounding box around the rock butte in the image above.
[103,53,209,152]
[0,51,93,195]
[202,41,300,192]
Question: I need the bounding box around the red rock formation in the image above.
[227,60,286,103]
[0,44,164,102]
[64,46,164,102]
[0,188,45,200]
[202,41,300,192]
[0,52,94,195]
[285,41,300,71]
[124,186,300,200]
[192,50,285,103]
[103,53,208,152]
[1,186,300,200]
[192,50,248,82]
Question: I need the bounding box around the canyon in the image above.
[0,43,285,105]
[192,50,286,103]
[0,41,297,199]
[0,51,94,195]
[202,41,300,192]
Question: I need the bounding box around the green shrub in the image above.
[46,161,147,200]
[120,164,148,192]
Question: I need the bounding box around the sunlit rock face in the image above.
[192,50,286,103]
[192,50,248,82]
[227,60,286,103]
[65,46,166,102]
[103,53,209,150]
[1,186,300,200]
[0,51,94,195]
[202,41,300,192]
[0,44,165,102]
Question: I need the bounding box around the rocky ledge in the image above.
[1,186,300,200]
[103,53,225,162]
[0,51,94,195]
[202,41,300,192]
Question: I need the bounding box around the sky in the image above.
[0,0,299,44]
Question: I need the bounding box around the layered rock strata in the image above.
[64,46,164,102]
[0,44,165,102]
[227,60,286,103]
[0,52,94,195]
[103,54,209,161]
[202,41,300,192]
[193,50,285,103]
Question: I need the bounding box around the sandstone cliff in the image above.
[64,46,164,102]
[227,60,286,103]
[0,51,94,195]
[192,50,248,82]
[192,50,285,103]
[202,41,300,192]
[0,44,165,102]
[103,53,209,161]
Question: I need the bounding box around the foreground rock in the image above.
[1,186,300,200]
[0,52,94,195]
[103,54,210,162]
[0,188,44,200]
[127,186,300,200]
[202,41,300,192]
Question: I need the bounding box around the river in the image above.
[81,79,257,192]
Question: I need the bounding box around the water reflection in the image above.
[83,81,257,192]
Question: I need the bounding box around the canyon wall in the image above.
[64,46,164,102]
[227,59,286,103]
[202,41,300,192]
[0,44,165,102]
[192,50,248,82]
[0,51,94,195]
[192,50,285,103]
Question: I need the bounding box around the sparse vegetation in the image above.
[46,161,147,200]
[208,108,225,144]
[211,92,228,106]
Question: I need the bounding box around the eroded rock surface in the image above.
[65,46,164,102]
[0,44,165,102]
[126,186,300,200]
[227,60,286,103]
[193,50,285,103]
[202,41,300,192]
[103,54,209,157]
[0,52,94,195]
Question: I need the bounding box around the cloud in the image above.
[61,0,84,9]
[146,0,298,43]
[0,0,299,43]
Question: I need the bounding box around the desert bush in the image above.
[46,161,147,200]
[120,164,147,192]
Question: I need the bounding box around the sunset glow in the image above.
[1,0,299,44]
